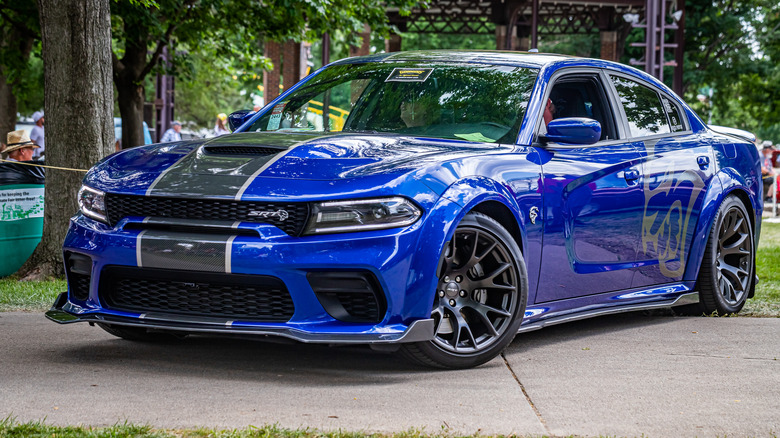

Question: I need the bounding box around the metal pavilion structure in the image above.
[386,0,686,95]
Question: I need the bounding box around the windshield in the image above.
[246,62,537,144]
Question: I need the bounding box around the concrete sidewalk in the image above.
[0,311,777,437]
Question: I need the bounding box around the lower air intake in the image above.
[308,271,387,323]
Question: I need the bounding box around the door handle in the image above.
[624,169,640,182]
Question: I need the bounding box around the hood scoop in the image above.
[202,145,286,156]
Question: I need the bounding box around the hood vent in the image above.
[203,145,285,156]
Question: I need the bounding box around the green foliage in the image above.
[681,0,780,142]
[400,31,495,51]
[540,34,600,58]
[14,47,44,116]
[0,0,43,116]
[175,48,261,128]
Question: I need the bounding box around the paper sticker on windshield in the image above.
[267,103,286,130]
[386,68,433,82]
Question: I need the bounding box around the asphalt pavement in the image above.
[0,311,778,437]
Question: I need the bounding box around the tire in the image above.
[400,212,528,369]
[689,195,755,315]
[97,323,186,342]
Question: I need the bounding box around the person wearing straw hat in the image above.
[1,130,40,162]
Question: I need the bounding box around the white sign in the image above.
[0,187,44,221]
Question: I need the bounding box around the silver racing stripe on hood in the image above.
[233,137,324,200]
[145,149,196,197]
[145,134,329,199]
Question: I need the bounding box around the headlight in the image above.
[304,197,421,235]
[78,185,107,223]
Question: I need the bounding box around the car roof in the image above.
[333,50,585,69]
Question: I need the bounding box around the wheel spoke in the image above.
[470,263,514,290]
[461,321,478,348]
[470,300,512,319]
[448,309,463,350]
[719,264,747,291]
[471,303,502,336]
[720,233,749,257]
[467,230,481,264]
[467,242,497,267]
[431,307,445,336]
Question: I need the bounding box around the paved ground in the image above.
[1,311,778,438]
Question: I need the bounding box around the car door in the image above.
[605,74,716,287]
[534,70,647,303]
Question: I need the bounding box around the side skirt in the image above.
[517,292,699,334]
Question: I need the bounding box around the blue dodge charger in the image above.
[48,51,763,368]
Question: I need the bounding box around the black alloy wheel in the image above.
[695,195,755,315]
[401,212,527,368]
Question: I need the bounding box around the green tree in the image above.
[0,1,41,139]
[680,0,780,140]
[111,0,418,148]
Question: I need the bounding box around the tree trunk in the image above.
[18,0,114,279]
[113,24,150,149]
[0,70,17,142]
[115,75,146,148]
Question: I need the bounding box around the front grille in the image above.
[100,266,295,321]
[203,146,284,156]
[308,271,387,323]
[104,193,309,236]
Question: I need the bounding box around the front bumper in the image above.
[56,211,444,344]
[46,292,434,344]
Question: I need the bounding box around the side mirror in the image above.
[542,117,601,145]
[228,110,255,132]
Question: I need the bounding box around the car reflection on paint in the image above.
[48,51,762,369]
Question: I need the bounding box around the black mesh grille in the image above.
[104,193,309,236]
[68,272,91,301]
[203,146,285,156]
[66,252,92,301]
[100,266,295,321]
[330,292,381,321]
[308,272,386,323]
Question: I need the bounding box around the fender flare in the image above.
[401,176,527,322]
[683,168,758,283]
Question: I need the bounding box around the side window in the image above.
[610,76,671,137]
[661,96,686,133]
[541,75,617,141]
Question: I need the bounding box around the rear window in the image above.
[610,76,670,138]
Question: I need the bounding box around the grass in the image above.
[0,278,63,312]
[742,220,780,316]
[0,419,566,438]
[1,223,779,316]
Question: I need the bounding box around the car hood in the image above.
[87,132,511,200]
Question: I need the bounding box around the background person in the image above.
[30,111,45,158]
[2,130,40,162]
[160,121,182,143]
[214,113,229,136]
[762,141,776,199]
